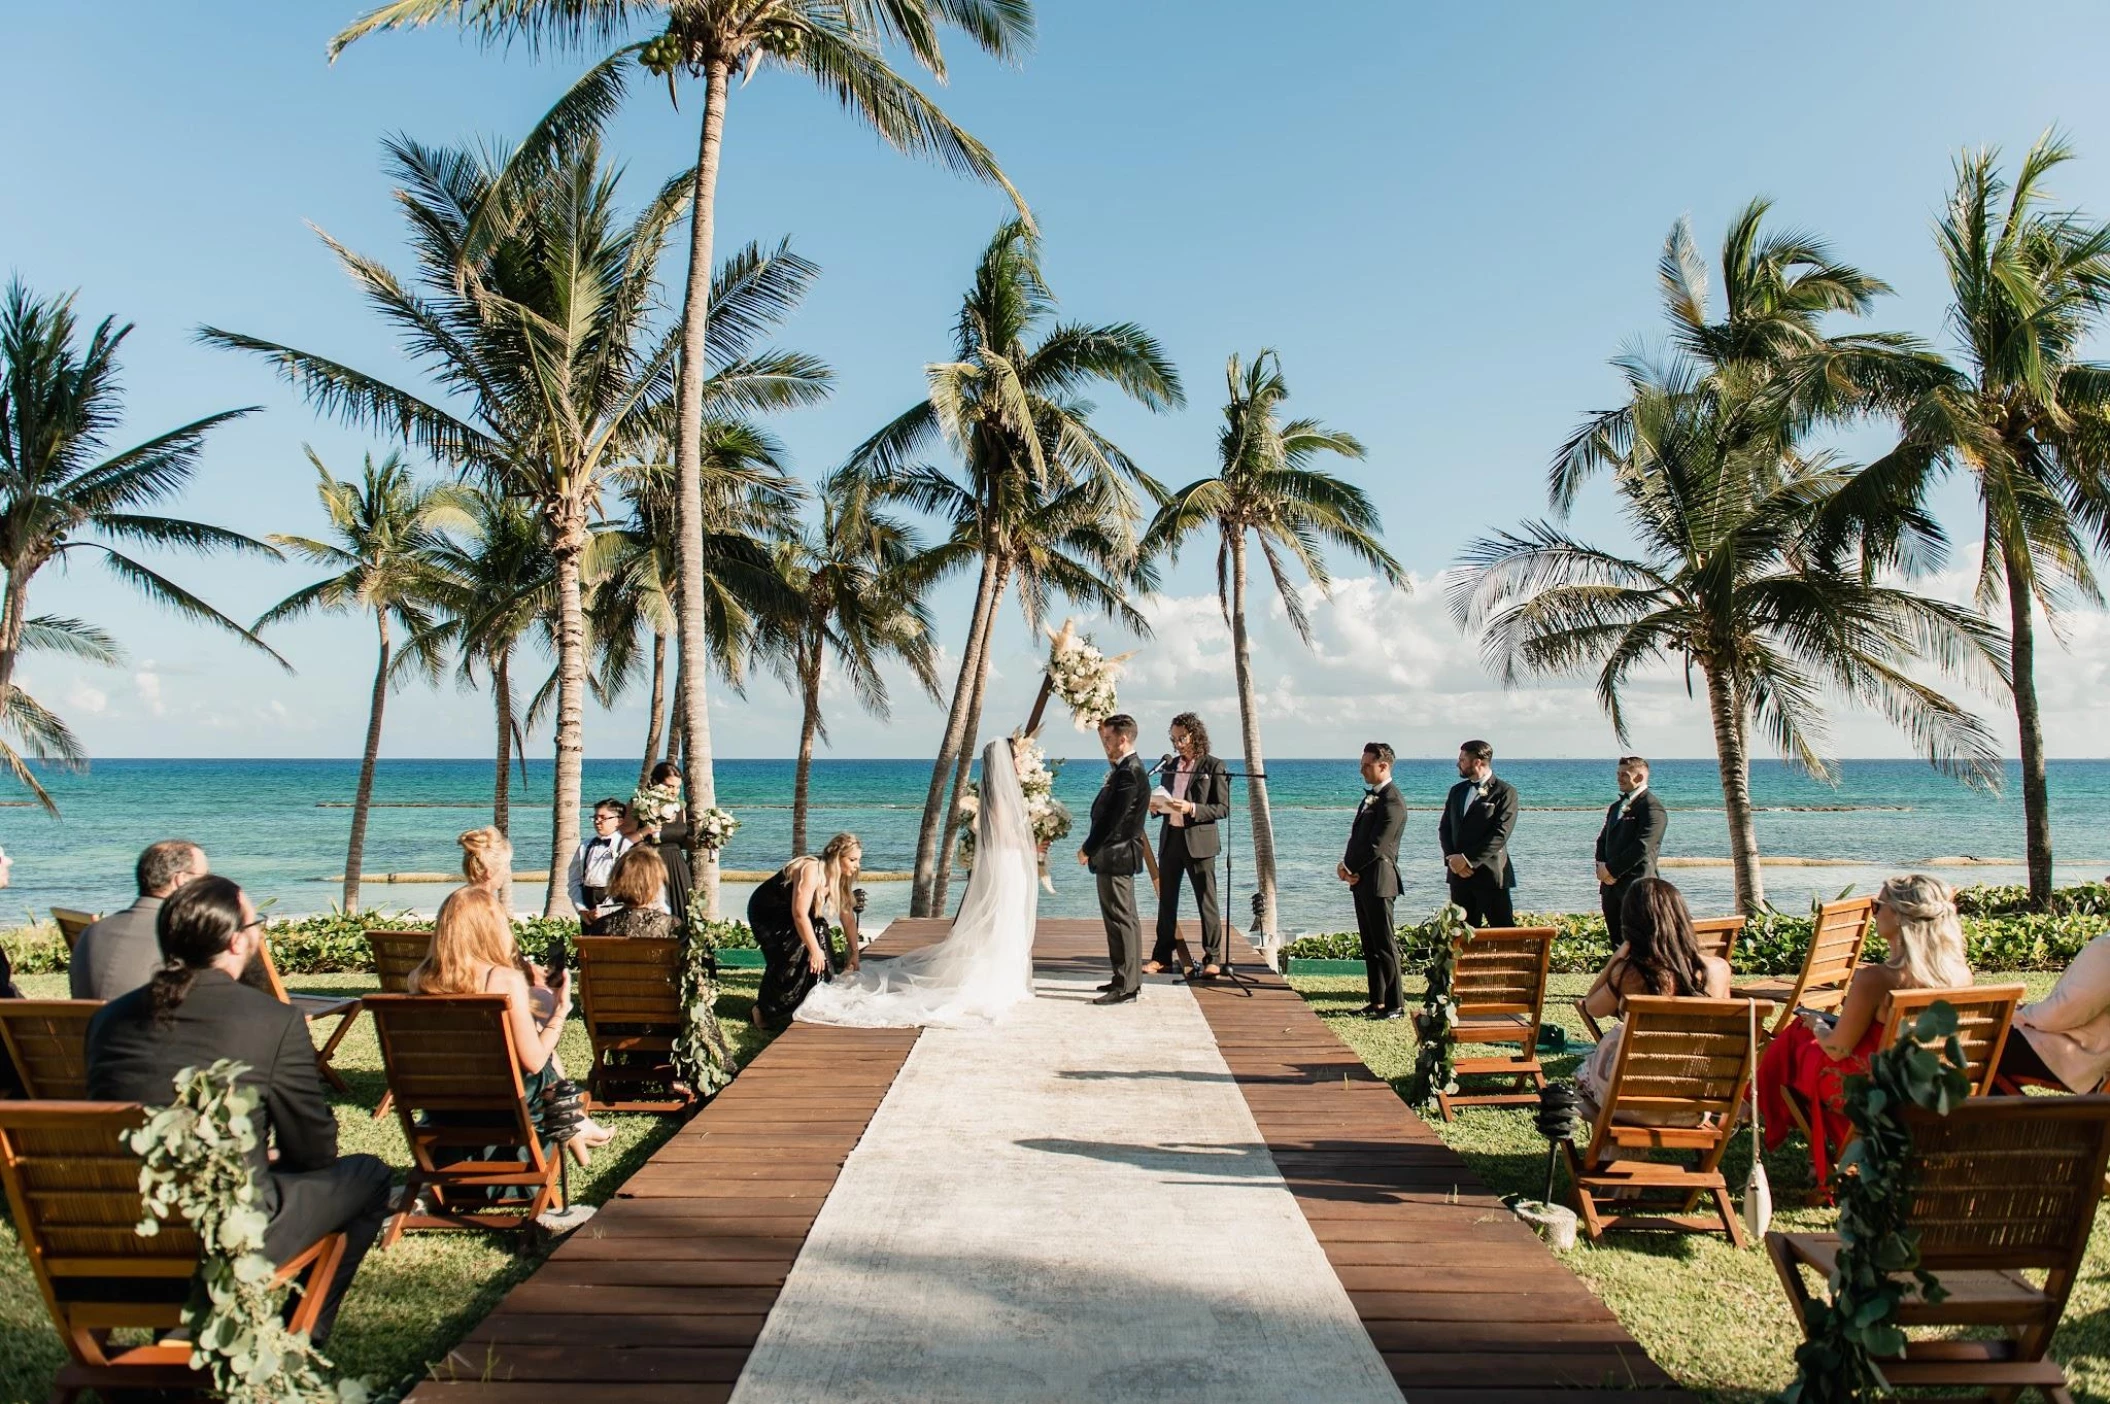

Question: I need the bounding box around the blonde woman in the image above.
[459,826,512,900]
[748,834,862,1028]
[409,886,611,1163]
[1758,874,1973,1188]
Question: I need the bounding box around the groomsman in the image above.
[1595,755,1668,945]
[1339,742,1407,1019]
[1439,739,1518,927]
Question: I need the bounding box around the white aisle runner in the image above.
[728,968,1406,1404]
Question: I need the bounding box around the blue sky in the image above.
[5,0,2110,762]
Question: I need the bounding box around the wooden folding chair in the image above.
[1437,925,1557,1121]
[1564,996,1766,1246]
[49,908,98,954]
[0,1101,346,1403]
[1691,915,1744,965]
[255,936,362,1095]
[1731,895,1874,1036]
[364,931,431,1119]
[576,936,694,1113]
[1769,1094,2110,1404]
[364,993,564,1245]
[0,1001,100,1098]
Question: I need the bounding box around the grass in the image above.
[1287,970,2110,1403]
[0,967,775,1402]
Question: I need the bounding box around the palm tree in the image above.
[0,280,282,807]
[848,220,1181,915]
[1885,135,2110,907]
[259,449,467,911]
[426,489,555,836]
[330,0,1031,924]
[771,469,940,855]
[1142,350,1401,946]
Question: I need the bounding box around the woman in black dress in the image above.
[749,832,862,1028]
[643,762,695,932]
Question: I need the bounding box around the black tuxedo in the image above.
[1595,786,1669,943]
[1345,780,1408,1010]
[1439,774,1519,927]
[1084,752,1151,993]
[1152,754,1231,966]
[86,969,391,1343]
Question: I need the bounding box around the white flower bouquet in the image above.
[956,736,1071,890]
[628,778,684,829]
[1043,620,1131,731]
[693,807,739,853]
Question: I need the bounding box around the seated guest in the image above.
[1758,873,1972,1188]
[71,840,208,999]
[1997,934,2110,1092]
[748,834,861,1029]
[459,825,512,904]
[1576,878,1732,1107]
[567,799,632,933]
[85,876,390,1345]
[598,847,678,940]
[408,886,608,1163]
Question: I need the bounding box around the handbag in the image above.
[1742,997,1773,1241]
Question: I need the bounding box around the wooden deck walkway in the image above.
[408,916,1689,1401]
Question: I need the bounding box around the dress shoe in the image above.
[1353,1004,1379,1017]
[1095,981,1116,992]
[1091,989,1139,1006]
[1368,1007,1405,1021]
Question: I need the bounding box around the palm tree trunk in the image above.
[1227,532,1279,946]
[911,554,1001,916]
[2002,538,2054,907]
[1704,661,1765,913]
[0,567,29,701]
[933,584,1005,912]
[344,612,392,913]
[544,512,589,918]
[492,651,513,837]
[639,629,667,789]
[793,638,822,858]
[671,60,734,920]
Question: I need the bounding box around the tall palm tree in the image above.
[0,280,282,807]
[1885,135,2110,907]
[771,469,940,855]
[1142,350,1401,946]
[848,220,1181,915]
[259,449,467,911]
[330,0,1031,923]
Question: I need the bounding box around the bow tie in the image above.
[1364,787,1380,797]
[589,836,610,849]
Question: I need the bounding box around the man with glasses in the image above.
[567,799,633,933]
[72,840,209,999]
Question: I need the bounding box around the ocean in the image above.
[5,757,2107,936]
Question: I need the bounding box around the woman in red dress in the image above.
[1757,874,1973,1191]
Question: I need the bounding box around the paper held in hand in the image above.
[1148,784,1176,815]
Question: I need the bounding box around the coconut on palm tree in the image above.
[259,449,468,911]
[330,0,1030,922]
[1883,135,2110,907]
[0,280,283,808]
[847,220,1180,915]
[1142,350,1401,946]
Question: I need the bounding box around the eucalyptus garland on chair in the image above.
[1406,903,1472,1110]
[1780,1001,1972,1404]
[130,1059,369,1404]
[673,892,739,1098]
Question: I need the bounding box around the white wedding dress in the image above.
[795,738,1038,1029]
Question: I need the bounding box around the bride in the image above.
[796,736,1038,1029]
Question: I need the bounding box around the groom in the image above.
[1078,713,1150,1005]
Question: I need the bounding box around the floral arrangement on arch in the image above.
[1043,620,1132,731]
[956,735,1072,890]
[693,807,739,853]
[628,777,684,830]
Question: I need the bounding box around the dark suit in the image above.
[1345,780,1408,1010]
[85,969,391,1344]
[1151,754,1231,966]
[1595,786,1669,944]
[1439,775,1519,927]
[1083,752,1150,994]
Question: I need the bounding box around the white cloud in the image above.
[133,663,165,718]
[66,682,108,715]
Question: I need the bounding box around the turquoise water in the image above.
[6,758,2107,935]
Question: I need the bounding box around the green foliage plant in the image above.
[1406,904,1472,1110]
[130,1059,369,1404]
[672,892,739,1097]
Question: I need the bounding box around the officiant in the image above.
[1146,712,1232,978]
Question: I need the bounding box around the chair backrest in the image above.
[368,930,433,995]
[576,936,683,1034]
[1588,996,1762,1150]
[1879,984,2026,1096]
[1451,926,1557,1023]
[1785,896,1875,1012]
[1691,915,1745,965]
[0,1001,101,1099]
[0,1101,199,1363]
[362,993,545,1170]
[252,936,293,1004]
[50,908,98,952]
[1901,1095,2110,1288]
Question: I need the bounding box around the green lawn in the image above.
[1288,970,2110,1403]
[0,969,775,1401]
